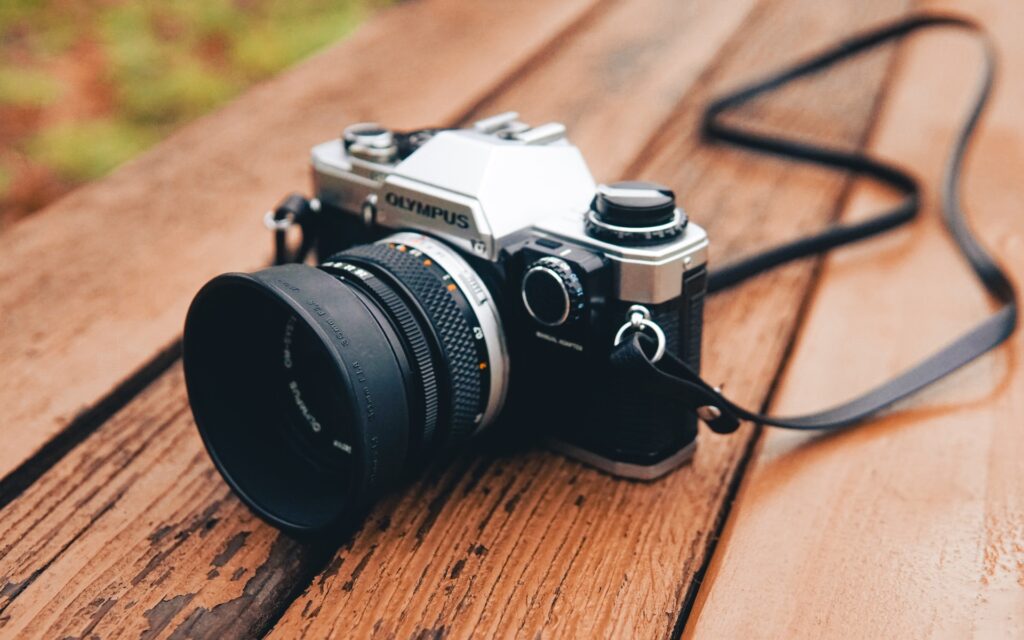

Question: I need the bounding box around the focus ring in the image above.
[341,243,484,443]
[320,261,440,448]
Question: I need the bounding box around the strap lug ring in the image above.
[614,314,667,363]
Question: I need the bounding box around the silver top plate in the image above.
[312,115,709,304]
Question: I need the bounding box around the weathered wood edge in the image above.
[0,0,606,493]
[267,1,911,637]
[672,2,916,632]
[0,0,767,634]
[685,0,1024,635]
[0,0,612,636]
[0,0,914,637]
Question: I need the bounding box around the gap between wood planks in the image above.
[0,0,609,495]
[669,8,913,635]
[0,0,917,634]
[685,0,1024,635]
[0,340,180,512]
[0,0,615,634]
[0,1,761,634]
[0,0,606,512]
[267,0,912,637]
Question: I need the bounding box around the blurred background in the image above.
[0,0,388,232]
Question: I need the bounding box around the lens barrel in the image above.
[183,233,507,533]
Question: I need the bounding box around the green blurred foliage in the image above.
[0,66,62,107]
[27,119,160,181]
[0,163,10,199]
[231,4,370,76]
[0,0,384,184]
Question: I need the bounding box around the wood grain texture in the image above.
[0,0,938,637]
[0,0,765,636]
[268,0,911,637]
[0,366,324,638]
[685,0,1024,637]
[0,0,603,484]
[0,0,608,636]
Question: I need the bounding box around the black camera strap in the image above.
[613,13,1018,435]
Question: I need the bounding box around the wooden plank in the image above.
[0,0,609,636]
[267,1,912,638]
[0,366,316,638]
[0,0,767,636]
[0,0,604,487]
[684,0,1024,637]
[0,0,915,636]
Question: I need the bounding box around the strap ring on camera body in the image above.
[610,13,1017,436]
[613,304,667,363]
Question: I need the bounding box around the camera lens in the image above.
[183,232,508,533]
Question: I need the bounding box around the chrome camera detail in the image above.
[183,113,709,533]
[179,13,1019,547]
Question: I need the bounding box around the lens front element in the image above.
[183,233,508,533]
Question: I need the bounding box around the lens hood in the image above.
[183,264,412,533]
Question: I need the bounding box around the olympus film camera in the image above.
[183,112,709,532]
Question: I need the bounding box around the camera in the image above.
[183,112,709,532]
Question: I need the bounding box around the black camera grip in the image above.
[587,268,707,467]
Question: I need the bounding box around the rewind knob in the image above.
[585,181,687,245]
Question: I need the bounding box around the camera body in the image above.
[310,113,709,479]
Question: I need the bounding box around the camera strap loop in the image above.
[615,13,1017,434]
[268,193,319,265]
[613,305,667,362]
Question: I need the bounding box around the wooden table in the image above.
[1,0,1021,637]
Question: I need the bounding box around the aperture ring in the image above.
[319,260,440,449]
[341,243,488,444]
